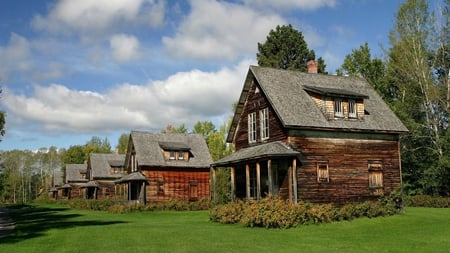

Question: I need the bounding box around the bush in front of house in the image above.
[210,196,399,229]
[403,195,450,208]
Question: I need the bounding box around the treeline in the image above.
[337,0,450,195]
[0,121,233,204]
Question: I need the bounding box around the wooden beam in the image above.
[292,158,298,204]
[246,164,250,200]
[267,160,273,196]
[256,162,261,200]
[288,166,292,202]
[212,167,217,203]
[230,167,236,201]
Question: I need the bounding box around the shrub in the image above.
[404,195,450,208]
[210,195,400,229]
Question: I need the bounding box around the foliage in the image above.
[115,133,129,154]
[45,198,211,213]
[0,149,61,204]
[0,88,5,139]
[386,0,450,196]
[210,196,399,229]
[257,24,326,73]
[404,195,450,208]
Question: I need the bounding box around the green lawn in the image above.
[1,204,449,253]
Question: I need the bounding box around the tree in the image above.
[193,121,216,139]
[337,43,391,100]
[116,133,129,154]
[387,0,450,195]
[257,24,326,73]
[0,88,6,139]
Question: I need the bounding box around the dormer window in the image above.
[334,99,343,118]
[159,141,191,162]
[303,85,369,121]
[348,99,357,118]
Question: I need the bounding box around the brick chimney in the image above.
[307,60,318,74]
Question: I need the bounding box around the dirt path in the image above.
[0,206,15,239]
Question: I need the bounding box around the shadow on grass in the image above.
[0,205,127,244]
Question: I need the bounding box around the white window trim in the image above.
[334,98,343,118]
[348,99,357,118]
[248,112,257,143]
[260,108,269,140]
[178,151,184,160]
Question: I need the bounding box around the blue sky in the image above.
[0,0,428,151]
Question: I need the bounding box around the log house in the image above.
[211,64,408,204]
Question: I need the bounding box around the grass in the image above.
[0,204,449,253]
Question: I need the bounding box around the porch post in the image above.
[245,164,250,200]
[292,158,298,204]
[267,160,273,196]
[230,167,236,201]
[212,167,217,202]
[288,166,292,202]
[256,162,261,200]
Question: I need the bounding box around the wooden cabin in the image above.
[86,153,126,199]
[211,64,408,205]
[118,131,212,204]
[62,164,88,199]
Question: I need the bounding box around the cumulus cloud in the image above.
[162,0,285,60]
[242,0,336,11]
[32,0,165,36]
[0,33,33,79]
[110,34,140,63]
[2,60,253,134]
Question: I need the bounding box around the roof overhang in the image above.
[211,141,301,167]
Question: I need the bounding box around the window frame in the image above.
[169,150,176,160]
[317,161,330,183]
[348,99,357,118]
[178,151,184,160]
[368,161,384,195]
[334,98,344,118]
[248,112,257,143]
[260,107,269,140]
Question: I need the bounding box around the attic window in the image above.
[334,99,343,118]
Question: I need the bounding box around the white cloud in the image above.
[2,60,253,134]
[242,0,336,11]
[162,0,285,60]
[110,34,140,63]
[0,33,33,80]
[32,0,165,35]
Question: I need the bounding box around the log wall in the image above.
[289,134,402,204]
[141,167,210,202]
[234,79,287,150]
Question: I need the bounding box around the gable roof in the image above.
[228,66,408,142]
[65,164,88,183]
[88,153,125,180]
[128,131,212,169]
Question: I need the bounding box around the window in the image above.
[260,108,269,140]
[334,98,343,117]
[368,161,383,196]
[178,151,184,160]
[188,180,198,201]
[348,99,357,118]
[157,179,164,195]
[169,150,176,160]
[248,112,256,143]
[317,162,329,182]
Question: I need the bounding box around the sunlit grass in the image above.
[1,204,449,253]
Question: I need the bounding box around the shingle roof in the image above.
[65,164,88,183]
[228,66,408,142]
[129,131,213,168]
[88,153,125,180]
[115,172,148,184]
[212,141,301,167]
